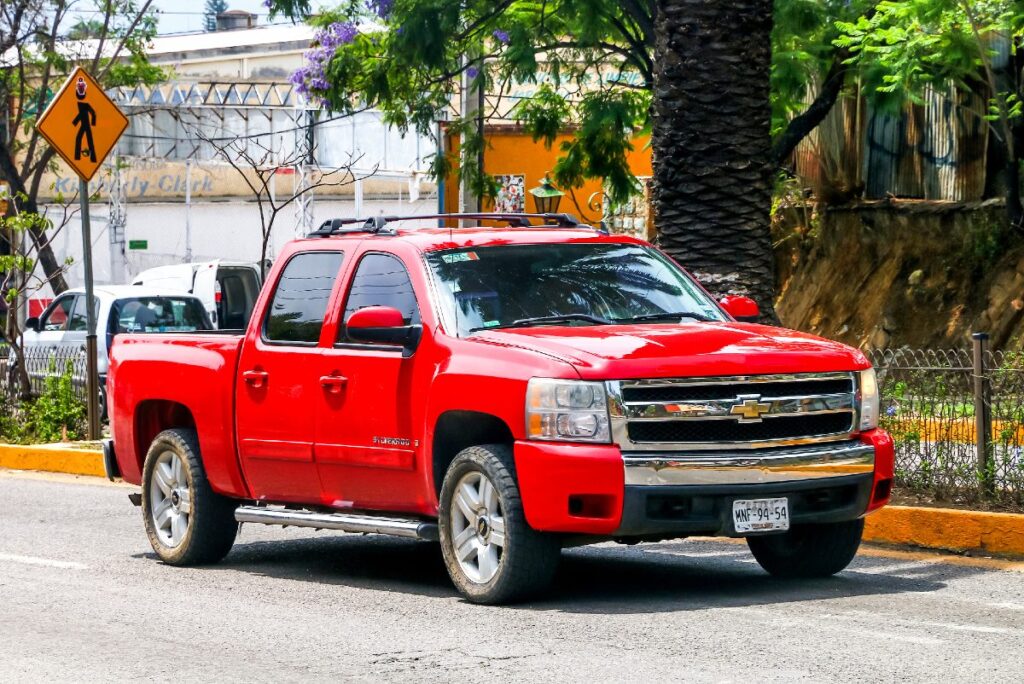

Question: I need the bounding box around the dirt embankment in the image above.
[774,200,1024,350]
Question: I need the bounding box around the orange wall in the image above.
[442,128,652,223]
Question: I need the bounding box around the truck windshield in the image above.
[425,243,726,336]
[111,297,212,334]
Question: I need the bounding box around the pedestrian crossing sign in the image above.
[35,67,129,182]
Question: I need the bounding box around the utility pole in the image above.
[185,158,193,262]
[460,54,485,224]
[108,158,127,283]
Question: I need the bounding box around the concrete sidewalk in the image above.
[3,442,1023,558]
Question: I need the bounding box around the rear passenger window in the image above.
[339,253,420,342]
[265,252,344,344]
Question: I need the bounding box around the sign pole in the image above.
[79,178,100,440]
[34,66,129,442]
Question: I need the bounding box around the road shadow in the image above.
[146,531,1000,614]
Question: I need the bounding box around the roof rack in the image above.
[307,212,600,238]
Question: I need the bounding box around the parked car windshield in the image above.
[425,242,726,336]
[111,297,212,334]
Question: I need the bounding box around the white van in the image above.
[131,260,262,330]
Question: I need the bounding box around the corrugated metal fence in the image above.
[795,84,990,202]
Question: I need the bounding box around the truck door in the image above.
[314,252,428,513]
[235,251,345,504]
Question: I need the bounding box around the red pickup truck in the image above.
[105,212,894,604]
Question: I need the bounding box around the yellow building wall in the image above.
[443,127,652,225]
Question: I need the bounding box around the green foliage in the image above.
[268,0,656,203]
[770,0,876,136]
[28,361,87,443]
[265,0,897,203]
[0,360,86,444]
[835,1,1023,116]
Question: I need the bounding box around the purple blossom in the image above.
[366,0,394,19]
[466,66,479,79]
[493,29,510,44]
[262,0,272,8]
[886,405,897,417]
[290,21,359,98]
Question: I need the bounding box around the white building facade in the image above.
[38,22,437,295]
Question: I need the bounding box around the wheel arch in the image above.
[431,410,514,498]
[133,400,197,476]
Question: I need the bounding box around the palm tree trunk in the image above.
[650,0,777,322]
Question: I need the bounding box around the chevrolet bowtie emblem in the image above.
[729,395,772,422]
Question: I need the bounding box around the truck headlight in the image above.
[858,368,879,431]
[526,378,611,443]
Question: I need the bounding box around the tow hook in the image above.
[128,492,142,507]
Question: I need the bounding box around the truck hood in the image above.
[469,322,869,379]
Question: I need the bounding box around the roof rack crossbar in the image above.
[307,212,592,238]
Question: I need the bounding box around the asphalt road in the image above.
[3,470,1024,682]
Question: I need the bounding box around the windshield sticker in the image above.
[442,251,479,264]
[483,320,500,328]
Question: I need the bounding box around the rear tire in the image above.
[439,444,560,604]
[747,518,864,578]
[141,428,238,565]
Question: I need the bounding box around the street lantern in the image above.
[529,176,564,214]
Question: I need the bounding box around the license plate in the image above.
[732,497,790,533]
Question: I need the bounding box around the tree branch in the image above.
[771,50,849,166]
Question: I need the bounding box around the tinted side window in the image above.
[340,253,420,342]
[265,252,344,344]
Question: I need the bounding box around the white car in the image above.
[21,285,213,412]
[131,260,262,329]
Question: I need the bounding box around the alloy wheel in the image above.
[149,450,192,548]
[449,471,506,583]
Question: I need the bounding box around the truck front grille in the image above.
[609,373,858,451]
[626,413,854,444]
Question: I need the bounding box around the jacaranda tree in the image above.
[267,0,872,315]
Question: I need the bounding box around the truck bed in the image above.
[107,332,247,496]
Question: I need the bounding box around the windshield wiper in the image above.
[615,311,716,324]
[469,313,613,333]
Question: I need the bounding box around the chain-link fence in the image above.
[0,344,89,401]
[867,338,1024,509]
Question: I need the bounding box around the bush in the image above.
[0,359,86,444]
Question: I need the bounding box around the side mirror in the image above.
[24,317,40,333]
[719,295,760,323]
[346,306,422,357]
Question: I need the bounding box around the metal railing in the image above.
[0,345,89,401]
[867,335,1024,508]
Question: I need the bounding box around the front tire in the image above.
[438,444,560,604]
[141,428,238,566]
[747,518,864,578]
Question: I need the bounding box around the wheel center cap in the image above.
[476,516,490,539]
[171,491,181,507]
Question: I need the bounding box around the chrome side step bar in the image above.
[235,505,439,541]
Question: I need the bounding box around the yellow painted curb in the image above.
[0,443,105,478]
[865,505,1024,558]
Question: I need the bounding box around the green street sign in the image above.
[128,239,148,250]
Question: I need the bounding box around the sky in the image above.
[70,0,293,36]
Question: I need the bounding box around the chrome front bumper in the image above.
[622,440,875,486]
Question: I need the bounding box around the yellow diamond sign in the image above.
[35,67,128,182]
